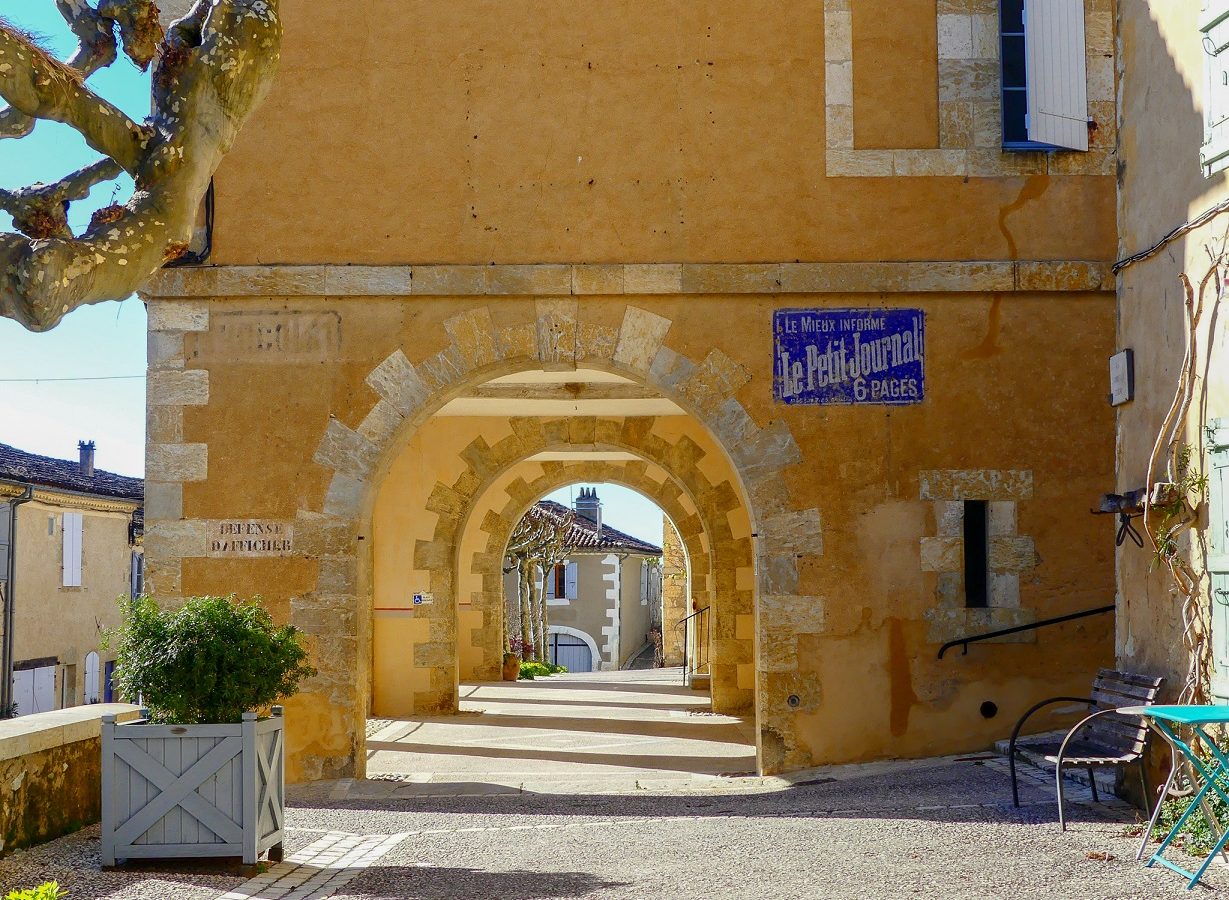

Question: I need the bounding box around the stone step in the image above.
[993,730,1119,796]
[687,673,711,692]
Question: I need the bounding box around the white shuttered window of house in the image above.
[62,512,83,588]
[564,561,578,600]
[1202,2,1229,175]
[1024,0,1089,150]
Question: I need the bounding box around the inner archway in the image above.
[369,468,759,784]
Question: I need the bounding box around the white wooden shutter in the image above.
[564,561,578,600]
[544,564,556,600]
[1025,0,1089,151]
[12,670,32,717]
[1202,4,1229,175]
[84,651,100,703]
[33,666,55,713]
[640,562,649,605]
[62,512,83,587]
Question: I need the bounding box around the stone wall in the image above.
[1115,0,1229,697]
[0,705,139,855]
[662,517,688,666]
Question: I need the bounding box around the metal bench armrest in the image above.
[1009,696,1093,758]
[1055,706,1140,767]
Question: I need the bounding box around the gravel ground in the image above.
[1,756,1224,899]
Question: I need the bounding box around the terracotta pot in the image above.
[502,652,520,681]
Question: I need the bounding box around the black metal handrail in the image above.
[677,605,711,684]
[937,604,1115,659]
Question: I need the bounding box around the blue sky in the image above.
[0,8,665,545]
[0,4,149,477]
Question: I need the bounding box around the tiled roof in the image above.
[0,442,143,504]
[534,499,662,555]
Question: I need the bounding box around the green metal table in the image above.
[1122,705,1229,889]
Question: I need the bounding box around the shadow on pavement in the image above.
[340,866,627,899]
[298,760,1137,830]
[365,739,757,774]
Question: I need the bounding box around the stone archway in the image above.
[148,300,825,777]
[464,458,715,691]
[427,431,748,704]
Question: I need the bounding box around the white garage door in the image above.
[549,632,593,673]
[12,665,55,717]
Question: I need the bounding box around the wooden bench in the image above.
[1007,668,1164,829]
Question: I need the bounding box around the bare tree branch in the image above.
[0,158,123,239]
[0,22,149,171]
[0,0,282,331]
[0,1,122,139]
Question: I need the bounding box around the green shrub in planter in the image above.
[110,595,316,724]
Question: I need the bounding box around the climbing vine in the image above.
[1141,250,1223,705]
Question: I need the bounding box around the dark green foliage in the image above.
[110,595,316,725]
[1153,788,1229,858]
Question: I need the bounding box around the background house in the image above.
[504,490,663,672]
[0,441,143,716]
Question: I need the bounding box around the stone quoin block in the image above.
[146,443,207,482]
[147,369,209,407]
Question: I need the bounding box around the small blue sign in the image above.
[774,308,925,406]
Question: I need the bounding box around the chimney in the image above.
[78,440,95,477]
[574,486,602,532]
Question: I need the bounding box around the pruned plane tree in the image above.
[0,0,280,331]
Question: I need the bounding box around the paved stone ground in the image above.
[3,672,1227,898]
[3,756,1223,899]
[365,670,757,793]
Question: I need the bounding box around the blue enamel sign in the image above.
[774,308,925,406]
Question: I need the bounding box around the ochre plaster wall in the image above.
[619,557,653,667]
[209,1,1115,266]
[1116,0,1229,693]
[144,289,1116,780]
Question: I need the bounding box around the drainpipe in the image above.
[1,483,34,714]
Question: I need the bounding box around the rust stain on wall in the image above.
[997,174,1051,261]
[888,617,919,737]
[960,294,1004,360]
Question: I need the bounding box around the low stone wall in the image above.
[0,704,140,854]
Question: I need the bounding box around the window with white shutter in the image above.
[84,651,100,703]
[564,561,578,600]
[1202,2,1229,176]
[544,563,556,601]
[62,512,83,588]
[1001,0,1089,151]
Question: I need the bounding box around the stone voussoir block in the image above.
[366,349,429,419]
[445,307,502,369]
[314,418,380,480]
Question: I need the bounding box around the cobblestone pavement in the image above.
[2,754,1226,899]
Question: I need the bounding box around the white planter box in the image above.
[100,707,285,866]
